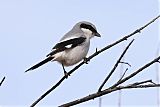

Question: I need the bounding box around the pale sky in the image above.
[0,0,159,106]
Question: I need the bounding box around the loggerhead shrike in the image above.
[25,21,101,76]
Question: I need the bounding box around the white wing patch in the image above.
[65,44,72,48]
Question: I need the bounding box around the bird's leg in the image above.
[83,57,90,64]
[62,63,69,78]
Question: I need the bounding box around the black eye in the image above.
[80,23,97,33]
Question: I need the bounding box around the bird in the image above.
[25,21,101,77]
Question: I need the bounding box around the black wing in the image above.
[46,37,86,57]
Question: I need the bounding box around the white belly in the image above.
[53,41,90,66]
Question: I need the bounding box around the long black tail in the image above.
[25,57,53,72]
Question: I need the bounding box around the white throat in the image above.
[81,28,93,39]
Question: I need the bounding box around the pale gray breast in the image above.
[62,40,90,66]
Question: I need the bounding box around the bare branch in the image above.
[30,15,160,107]
[0,76,5,86]
[122,83,160,89]
[98,39,134,92]
[89,15,160,61]
[126,80,153,87]
[59,83,160,107]
[148,80,157,85]
[109,55,160,89]
[157,60,160,63]
[59,53,160,107]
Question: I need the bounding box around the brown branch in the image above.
[98,39,134,92]
[0,76,5,86]
[59,82,160,107]
[30,15,160,107]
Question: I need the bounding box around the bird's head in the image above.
[76,21,101,39]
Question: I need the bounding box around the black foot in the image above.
[64,71,70,79]
[83,57,90,64]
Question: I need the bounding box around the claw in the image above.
[64,71,70,79]
[83,57,89,64]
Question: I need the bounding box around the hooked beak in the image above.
[95,32,101,37]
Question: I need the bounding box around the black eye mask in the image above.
[80,23,97,33]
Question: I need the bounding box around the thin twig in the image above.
[117,68,128,83]
[109,56,160,89]
[59,83,160,107]
[30,15,160,107]
[98,39,134,92]
[96,48,98,53]
[0,76,5,86]
[122,83,160,89]
[119,62,131,67]
[126,80,153,87]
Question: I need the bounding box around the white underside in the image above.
[52,40,90,66]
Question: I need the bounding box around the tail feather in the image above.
[25,57,53,72]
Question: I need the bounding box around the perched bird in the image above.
[25,21,101,76]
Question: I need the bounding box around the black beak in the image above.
[95,32,101,37]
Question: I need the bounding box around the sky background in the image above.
[0,0,160,107]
